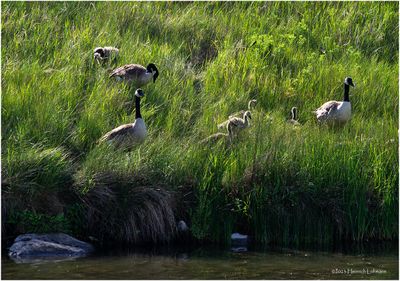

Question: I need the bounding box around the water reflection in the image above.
[9,255,81,265]
[2,242,398,280]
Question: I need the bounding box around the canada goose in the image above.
[93,46,119,63]
[315,77,355,124]
[200,120,234,145]
[288,107,300,126]
[217,99,257,130]
[228,111,252,135]
[109,63,159,87]
[99,89,147,147]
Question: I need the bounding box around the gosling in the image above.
[229,99,257,119]
[200,120,234,145]
[228,111,252,136]
[288,107,300,126]
[218,99,256,130]
[94,46,119,63]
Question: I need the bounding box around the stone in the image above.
[231,246,248,253]
[8,233,94,261]
[231,232,248,246]
[177,220,189,232]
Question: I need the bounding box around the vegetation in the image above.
[2,2,398,247]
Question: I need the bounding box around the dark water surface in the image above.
[2,243,398,279]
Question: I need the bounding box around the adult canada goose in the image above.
[93,46,119,63]
[288,107,300,126]
[99,89,147,147]
[217,99,257,130]
[228,111,252,135]
[200,120,234,145]
[109,63,159,87]
[315,77,355,124]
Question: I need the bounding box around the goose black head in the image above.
[244,111,252,120]
[146,63,159,83]
[344,77,355,87]
[248,99,257,109]
[135,88,145,98]
[94,47,105,60]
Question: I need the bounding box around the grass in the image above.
[1,2,398,246]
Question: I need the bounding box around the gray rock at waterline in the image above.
[9,233,94,260]
[177,220,189,232]
[231,246,248,253]
[231,232,248,246]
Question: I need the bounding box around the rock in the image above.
[177,253,189,261]
[231,232,248,246]
[177,220,189,232]
[231,246,248,253]
[8,233,94,261]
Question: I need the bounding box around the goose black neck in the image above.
[343,84,350,102]
[135,96,142,119]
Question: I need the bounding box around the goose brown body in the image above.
[110,63,159,88]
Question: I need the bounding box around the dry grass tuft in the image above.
[79,172,177,244]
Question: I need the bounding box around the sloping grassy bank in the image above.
[2,2,398,247]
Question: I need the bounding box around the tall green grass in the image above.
[2,2,398,246]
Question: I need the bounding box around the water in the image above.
[2,244,398,279]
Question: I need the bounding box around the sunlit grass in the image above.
[2,1,398,246]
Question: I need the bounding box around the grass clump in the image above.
[2,2,398,247]
[76,172,177,245]
[2,145,74,212]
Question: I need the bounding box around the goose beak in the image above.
[350,82,355,87]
